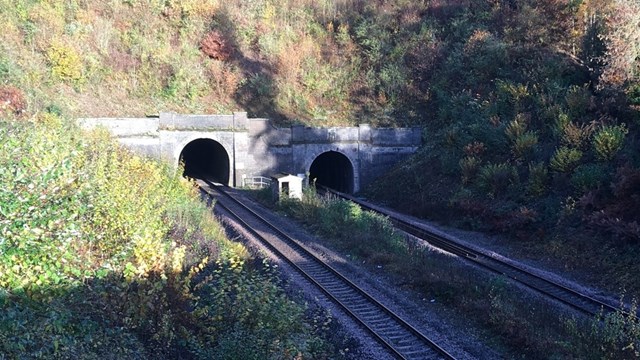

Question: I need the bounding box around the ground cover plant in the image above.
[0,116,346,358]
[257,188,640,359]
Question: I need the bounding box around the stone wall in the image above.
[78,112,421,191]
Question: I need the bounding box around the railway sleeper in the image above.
[348,303,378,312]
[357,309,387,318]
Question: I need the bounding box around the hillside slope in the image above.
[2,0,639,298]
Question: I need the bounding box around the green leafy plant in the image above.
[460,156,481,184]
[477,162,517,196]
[513,131,539,159]
[592,124,628,161]
[571,163,609,193]
[505,113,528,141]
[550,146,583,172]
[564,298,640,359]
[527,161,549,197]
[0,119,341,358]
[46,40,84,83]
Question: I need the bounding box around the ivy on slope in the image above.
[0,116,341,359]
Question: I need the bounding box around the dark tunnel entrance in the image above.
[179,139,230,184]
[309,151,354,193]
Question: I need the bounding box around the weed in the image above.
[564,298,640,359]
[513,131,539,159]
[571,163,609,194]
[0,119,340,358]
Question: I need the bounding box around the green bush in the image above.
[477,162,517,196]
[550,146,583,172]
[0,118,340,358]
[564,298,640,359]
[460,156,481,184]
[527,161,549,197]
[505,114,528,141]
[513,131,539,159]
[46,41,84,84]
[571,163,609,193]
[278,190,405,261]
[593,124,628,161]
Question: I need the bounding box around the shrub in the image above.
[505,113,528,141]
[627,83,640,106]
[564,298,640,359]
[0,85,27,115]
[477,162,517,196]
[592,124,628,161]
[527,161,549,197]
[46,40,84,83]
[565,85,592,119]
[550,146,583,172]
[584,166,640,243]
[200,30,232,61]
[513,131,539,159]
[0,120,339,358]
[562,121,596,149]
[460,156,480,184]
[552,113,571,139]
[463,141,486,156]
[570,163,609,193]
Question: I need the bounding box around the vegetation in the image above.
[3,0,640,356]
[0,117,345,358]
[256,189,640,359]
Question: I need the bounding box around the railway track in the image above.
[198,179,456,360]
[318,186,630,319]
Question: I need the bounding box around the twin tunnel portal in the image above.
[79,112,422,195]
[180,138,355,193]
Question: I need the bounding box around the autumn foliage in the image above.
[0,86,26,115]
[200,30,232,61]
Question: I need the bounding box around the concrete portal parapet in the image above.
[78,117,159,137]
[371,127,422,146]
[159,112,249,130]
[78,112,422,193]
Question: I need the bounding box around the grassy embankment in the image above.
[355,0,640,299]
[0,116,347,358]
[2,0,640,355]
[2,0,638,283]
[254,187,640,359]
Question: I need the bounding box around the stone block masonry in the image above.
[78,112,422,193]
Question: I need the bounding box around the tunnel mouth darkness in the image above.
[179,138,230,184]
[309,151,354,193]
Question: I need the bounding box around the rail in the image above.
[200,179,456,360]
[318,185,634,320]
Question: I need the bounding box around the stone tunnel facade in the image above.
[79,112,422,193]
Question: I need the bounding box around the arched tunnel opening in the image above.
[179,139,230,184]
[309,151,354,193]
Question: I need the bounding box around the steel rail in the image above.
[200,180,456,360]
[319,186,629,319]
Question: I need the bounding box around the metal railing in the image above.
[241,175,272,189]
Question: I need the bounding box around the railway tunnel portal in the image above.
[308,151,354,193]
[79,112,422,194]
[179,138,230,183]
